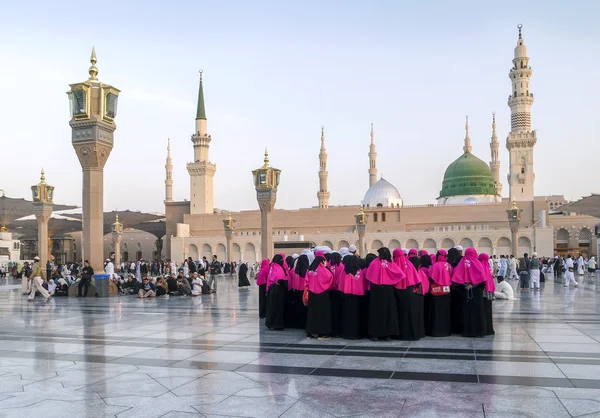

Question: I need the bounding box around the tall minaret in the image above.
[506,24,536,202]
[165,139,173,202]
[317,126,330,209]
[187,70,216,214]
[463,115,472,153]
[489,112,502,195]
[368,123,377,187]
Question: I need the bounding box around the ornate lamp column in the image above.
[112,215,123,268]
[67,48,120,272]
[355,207,368,257]
[223,213,236,264]
[507,200,522,256]
[31,170,54,269]
[252,149,281,261]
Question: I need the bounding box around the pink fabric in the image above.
[408,249,418,258]
[452,248,487,285]
[429,260,453,286]
[361,268,371,291]
[328,263,344,291]
[266,262,287,291]
[436,250,448,263]
[338,270,366,296]
[420,250,429,256]
[392,248,420,288]
[287,267,299,291]
[315,251,324,258]
[307,264,333,294]
[256,259,270,286]
[366,258,406,286]
[478,253,496,292]
[430,254,437,264]
[419,266,430,295]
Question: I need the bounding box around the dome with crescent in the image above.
[362,178,403,208]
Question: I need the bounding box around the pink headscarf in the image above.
[430,253,437,264]
[338,270,366,296]
[429,258,452,286]
[420,250,429,256]
[452,248,487,285]
[307,259,333,294]
[408,249,418,258]
[436,249,448,263]
[478,253,496,292]
[266,257,287,291]
[418,267,430,295]
[256,259,270,286]
[392,248,420,288]
[287,264,298,291]
[366,257,406,286]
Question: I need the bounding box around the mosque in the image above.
[163,26,597,262]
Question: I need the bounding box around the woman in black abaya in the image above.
[265,254,288,330]
[238,263,251,288]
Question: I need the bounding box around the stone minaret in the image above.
[165,139,173,202]
[489,112,502,195]
[368,123,377,187]
[463,115,472,153]
[187,71,216,214]
[317,126,330,208]
[506,24,536,202]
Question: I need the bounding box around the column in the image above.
[34,205,52,270]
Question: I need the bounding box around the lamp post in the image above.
[252,149,281,261]
[355,207,368,257]
[112,215,123,268]
[68,47,120,272]
[223,212,236,264]
[506,199,522,257]
[31,169,54,268]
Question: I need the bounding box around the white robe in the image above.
[577,256,584,275]
[494,281,515,300]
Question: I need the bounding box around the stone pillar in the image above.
[260,209,273,260]
[507,200,522,257]
[82,168,105,271]
[252,150,280,262]
[112,233,121,267]
[355,207,368,257]
[223,213,236,264]
[34,204,52,270]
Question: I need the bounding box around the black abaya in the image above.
[450,283,464,335]
[306,290,332,336]
[238,265,251,287]
[258,283,267,319]
[426,291,451,337]
[340,293,362,340]
[368,284,399,338]
[484,297,495,335]
[395,285,419,341]
[461,283,486,338]
[415,293,425,338]
[330,290,342,337]
[265,281,287,330]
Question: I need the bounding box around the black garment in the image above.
[258,283,267,319]
[368,284,399,338]
[415,293,426,338]
[265,280,287,330]
[306,290,332,336]
[78,278,90,297]
[156,285,167,297]
[140,264,148,275]
[289,289,307,329]
[81,266,94,280]
[450,283,464,334]
[238,264,251,287]
[189,261,197,274]
[167,277,179,292]
[461,283,486,338]
[340,293,363,339]
[210,260,221,275]
[395,285,419,341]
[425,288,451,337]
[484,297,495,336]
[330,290,342,337]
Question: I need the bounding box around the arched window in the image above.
[376,203,383,208]
[373,213,378,222]
[382,213,386,222]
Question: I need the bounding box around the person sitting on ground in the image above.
[190,273,205,296]
[167,273,179,294]
[138,277,156,298]
[155,277,169,298]
[46,278,57,296]
[178,275,192,296]
[122,275,137,294]
[494,276,515,300]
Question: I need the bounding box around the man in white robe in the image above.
[508,256,518,280]
[494,277,515,300]
[564,255,578,287]
[577,254,585,275]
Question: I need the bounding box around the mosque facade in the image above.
[164,27,598,263]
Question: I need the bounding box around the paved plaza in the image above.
[0,276,599,417]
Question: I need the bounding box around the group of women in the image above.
[255,246,496,341]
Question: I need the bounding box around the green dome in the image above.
[438,152,497,198]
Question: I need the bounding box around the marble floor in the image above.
[1,275,600,417]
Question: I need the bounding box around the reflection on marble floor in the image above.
[0,275,599,417]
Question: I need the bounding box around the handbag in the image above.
[302,287,309,306]
[430,283,450,296]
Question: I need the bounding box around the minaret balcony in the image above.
[187,161,216,176]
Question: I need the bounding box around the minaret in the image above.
[317,126,330,208]
[165,139,173,202]
[489,112,502,195]
[368,123,377,187]
[187,70,216,214]
[506,24,536,201]
[463,115,472,153]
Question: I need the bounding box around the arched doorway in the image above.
[244,243,257,263]
[370,239,384,251]
[388,239,401,250]
[187,244,199,261]
[423,238,437,253]
[441,238,455,249]
[518,236,532,256]
[337,240,350,249]
[201,244,212,260]
[477,237,493,256]
[232,243,242,263]
[216,243,226,262]
[460,238,474,249]
[405,238,419,250]
[496,237,511,256]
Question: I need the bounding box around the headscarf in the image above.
[256,259,270,286]
[285,256,295,272]
[408,249,418,258]
[343,254,361,276]
[307,255,333,294]
[286,255,297,291]
[478,253,496,292]
[266,254,288,291]
[294,254,310,279]
[447,247,462,268]
[366,247,406,286]
[301,249,315,265]
[339,255,365,295]
[429,253,452,286]
[338,247,350,259]
[436,249,448,263]
[363,253,377,270]
[327,252,343,289]
[392,248,420,287]
[418,254,432,294]
[452,248,486,285]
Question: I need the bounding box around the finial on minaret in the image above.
[264,147,270,167]
[370,123,374,142]
[40,168,46,183]
[517,24,523,40]
[321,126,325,140]
[88,47,98,80]
[463,115,472,153]
[167,138,171,154]
[199,69,203,82]
[492,112,497,133]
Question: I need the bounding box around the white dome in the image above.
[362,178,403,208]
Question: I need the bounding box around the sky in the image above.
[1,0,599,214]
